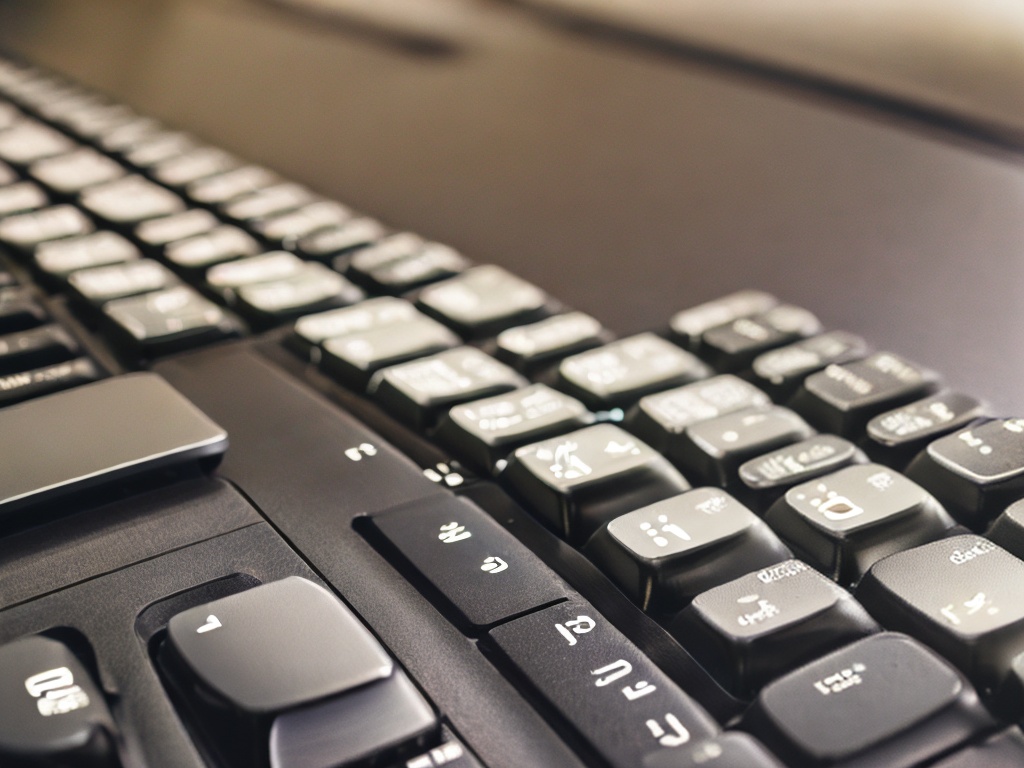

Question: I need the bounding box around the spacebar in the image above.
[0,372,228,517]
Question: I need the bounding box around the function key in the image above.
[698,305,821,372]
[750,330,869,400]
[789,352,940,438]
[584,488,790,614]
[79,175,186,228]
[370,346,527,430]
[68,260,179,307]
[494,311,610,375]
[0,205,95,254]
[254,201,351,247]
[35,231,140,280]
[905,418,1024,528]
[163,225,261,274]
[220,182,315,223]
[0,120,76,166]
[765,463,955,584]
[134,208,220,251]
[435,383,593,474]
[557,333,710,411]
[0,181,48,217]
[186,164,279,206]
[669,290,777,351]
[502,423,690,543]
[864,392,987,468]
[416,265,552,339]
[741,633,990,768]
[28,147,124,195]
[672,559,878,697]
[150,146,239,188]
[296,217,384,260]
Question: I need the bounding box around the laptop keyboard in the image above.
[0,53,1023,768]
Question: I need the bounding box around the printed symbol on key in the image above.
[480,556,508,574]
[438,521,472,543]
[196,615,222,634]
[645,713,691,748]
[537,440,593,480]
[639,515,691,548]
[592,659,658,701]
[24,667,91,717]
[555,615,596,646]
[344,442,378,462]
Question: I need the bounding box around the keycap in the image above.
[502,423,691,543]
[0,635,117,765]
[416,265,552,338]
[234,264,365,327]
[857,535,1024,693]
[0,205,94,253]
[255,201,351,247]
[494,311,610,375]
[0,325,79,375]
[187,164,279,205]
[557,333,711,411]
[221,182,315,223]
[0,180,48,217]
[765,463,955,584]
[290,296,425,360]
[905,418,1024,528]
[206,250,305,296]
[669,290,777,351]
[68,260,179,307]
[80,175,186,227]
[28,147,124,194]
[584,489,791,613]
[134,208,219,250]
[643,732,785,768]
[789,352,941,437]
[370,346,527,430]
[0,358,102,406]
[35,231,140,279]
[121,131,196,168]
[435,383,594,474]
[487,600,718,768]
[348,235,469,294]
[103,286,244,358]
[672,559,878,696]
[0,372,227,517]
[987,499,1024,561]
[626,374,771,456]
[741,633,991,768]
[0,120,75,165]
[163,225,261,272]
[670,405,815,487]
[151,146,238,188]
[0,287,48,333]
[369,495,568,630]
[297,216,384,260]
[863,391,987,468]
[750,330,869,400]
[96,116,161,153]
[698,305,821,372]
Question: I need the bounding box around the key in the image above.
[343,233,423,275]
[68,260,179,307]
[905,418,1024,528]
[0,358,102,406]
[487,600,718,768]
[205,251,305,296]
[987,499,1024,561]
[670,405,815,487]
[671,559,878,697]
[416,265,552,339]
[858,535,1024,693]
[96,117,162,154]
[789,352,940,438]
[254,201,351,246]
[741,633,991,768]
[187,165,280,205]
[151,146,238,188]
[134,208,219,250]
[35,231,140,279]
[370,346,527,430]
[765,463,955,584]
[584,488,791,614]
[0,204,95,253]
[80,175,186,227]
[28,147,124,194]
[0,325,79,375]
[435,383,593,474]
[494,311,611,375]
[557,333,711,411]
[369,495,568,630]
[103,286,244,358]
[163,225,261,273]
[221,182,315,223]
[348,235,469,294]
[59,104,135,140]
[863,392,988,469]
[235,264,365,328]
[669,290,777,351]
[0,120,75,166]
[502,423,690,543]
[643,732,785,768]
[0,181,48,217]
[626,374,771,456]
[297,217,384,260]
[0,372,226,517]
[698,305,821,372]
[750,330,869,400]
[0,635,117,766]
[121,131,196,168]
[0,287,48,333]
[290,296,428,360]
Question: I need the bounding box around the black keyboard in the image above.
[2,52,1024,768]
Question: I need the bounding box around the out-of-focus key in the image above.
[494,311,611,375]
[0,120,76,166]
[68,260,179,307]
[35,231,140,279]
[28,147,124,195]
[0,181,48,217]
[0,358,102,406]
[669,291,777,351]
[750,330,869,400]
[134,209,219,252]
[163,225,261,274]
[186,165,279,206]
[80,175,185,228]
[0,205,94,253]
[0,287,48,333]
[698,305,821,372]
[297,217,384,260]
[0,324,79,375]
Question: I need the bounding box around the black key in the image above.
[348,235,469,294]
[416,265,552,339]
[370,346,527,430]
[736,434,867,512]
[789,352,940,438]
[121,130,196,168]
[765,463,955,584]
[557,333,711,411]
[670,405,815,487]
[254,200,351,246]
[96,116,161,154]
[494,311,611,375]
[0,120,76,166]
[343,232,423,276]
[671,559,878,697]
[370,495,568,630]
[741,633,991,768]
[163,225,261,273]
[0,358,102,406]
[80,175,186,227]
[234,263,365,327]
[643,732,785,768]
[0,287,48,333]
[220,182,315,223]
[669,290,777,351]
[750,330,869,400]
[0,205,94,253]
[584,489,791,613]
[987,498,1024,561]
[103,286,244,358]
[905,418,1024,528]
[28,147,124,194]
[290,296,431,361]
[205,250,305,298]
[487,600,718,768]
[0,181,48,217]
[59,104,135,140]
[0,372,226,516]
[68,260,179,306]
[698,305,821,372]
[626,374,771,456]
[150,146,238,188]
[0,324,79,375]
[928,729,1024,768]
[34,231,140,279]
[435,383,593,474]
[186,164,279,206]
[0,635,117,766]
[502,423,690,543]
[864,391,988,468]
[134,208,219,250]
[297,216,384,260]
[858,535,1024,693]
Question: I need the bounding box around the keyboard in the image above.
[1,50,1024,768]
